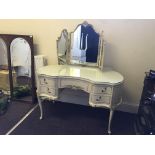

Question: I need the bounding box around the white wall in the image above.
[0,19,84,65]
[96,20,155,110]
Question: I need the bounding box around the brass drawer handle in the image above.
[47,88,52,93]
[101,88,106,92]
[43,78,48,84]
[96,96,102,101]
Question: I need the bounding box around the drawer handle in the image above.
[96,96,101,101]
[102,89,106,92]
[47,88,52,93]
[43,79,48,84]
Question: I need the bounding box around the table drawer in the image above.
[39,76,56,87]
[91,94,111,105]
[92,85,112,95]
[39,86,56,96]
[60,78,89,92]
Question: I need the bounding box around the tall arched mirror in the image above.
[0,34,35,104]
[10,37,33,102]
[0,37,10,96]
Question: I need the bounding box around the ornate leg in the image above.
[108,109,114,134]
[38,96,43,120]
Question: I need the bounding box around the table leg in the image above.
[108,109,114,134]
[38,96,43,120]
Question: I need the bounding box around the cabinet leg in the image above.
[38,97,43,120]
[108,109,114,135]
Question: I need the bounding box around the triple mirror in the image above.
[0,34,35,104]
[57,21,104,69]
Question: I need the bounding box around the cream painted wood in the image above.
[37,65,123,84]
[59,78,90,92]
[91,85,112,94]
[36,65,123,134]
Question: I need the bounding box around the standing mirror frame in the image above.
[0,34,36,104]
[57,21,104,70]
[0,37,10,96]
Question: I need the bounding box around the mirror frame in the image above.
[0,34,36,104]
[57,29,69,65]
[68,21,104,69]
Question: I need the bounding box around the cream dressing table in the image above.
[36,21,124,134]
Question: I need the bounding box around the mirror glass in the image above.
[70,22,100,66]
[0,38,11,96]
[57,29,68,64]
[10,37,32,102]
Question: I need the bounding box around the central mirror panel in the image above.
[70,21,100,66]
[56,21,104,69]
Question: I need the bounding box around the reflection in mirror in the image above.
[57,29,68,64]
[70,21,100,66]
[0,38,11,97]
[10,37,32,101]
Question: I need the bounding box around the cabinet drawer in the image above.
[91,94,111,104]
[39,76,56,87]
[60,79,89,92]
[92,85,112,95]
[39,86,56,96]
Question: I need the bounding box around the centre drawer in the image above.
[60,78,89,92]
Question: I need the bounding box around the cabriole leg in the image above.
[38,96,43,120]
[108,109,114,135]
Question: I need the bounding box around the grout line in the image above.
[5,104,39,135]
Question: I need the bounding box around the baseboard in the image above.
[116,102,139,114]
